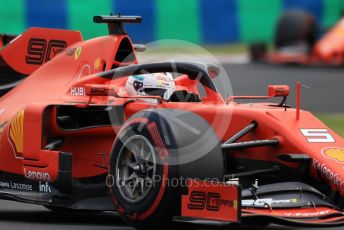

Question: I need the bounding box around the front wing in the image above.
[177,179,344,227]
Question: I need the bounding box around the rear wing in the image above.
[0,27,83,75]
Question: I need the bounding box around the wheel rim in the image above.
[116,135,157,203]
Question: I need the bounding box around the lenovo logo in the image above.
[24,169,51,182]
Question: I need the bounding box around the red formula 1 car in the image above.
[1,15,344,229]
[250,10,344,67]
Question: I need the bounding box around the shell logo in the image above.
[322,147,344,163]
[9,110,24,158]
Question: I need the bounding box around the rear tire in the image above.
[108,109,225,230]
[275,10,317,52]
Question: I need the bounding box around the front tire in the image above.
[108,109,225,230]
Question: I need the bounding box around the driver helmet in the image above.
[125,72,175,101]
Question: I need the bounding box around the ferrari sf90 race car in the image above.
[250,10,344,67]
[0,15,344,230]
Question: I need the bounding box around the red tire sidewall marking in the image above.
[109,118,170,221]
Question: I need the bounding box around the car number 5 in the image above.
[300,129,335,143]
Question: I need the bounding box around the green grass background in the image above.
[318,114,344,137]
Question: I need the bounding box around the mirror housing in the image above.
[268,85,290,97]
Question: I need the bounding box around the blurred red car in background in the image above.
[250,10,344,67]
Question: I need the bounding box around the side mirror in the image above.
[226,84,290,103]
[268,85,290,97]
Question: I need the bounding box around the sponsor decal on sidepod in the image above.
[0,181,32,191]
[24,169,51,182]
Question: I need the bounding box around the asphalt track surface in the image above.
[1,63,344,230]
[225,63,344,113]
